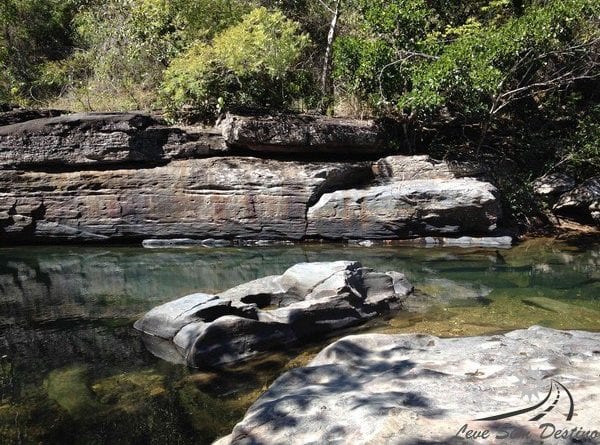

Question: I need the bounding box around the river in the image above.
[0,238,598,444]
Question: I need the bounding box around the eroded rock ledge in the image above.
[0,111,504,243]
[134,261,414,367]
[217,326,600,445]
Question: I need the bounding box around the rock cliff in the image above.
[0,111,503,243]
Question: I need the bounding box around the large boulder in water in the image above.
[134,261,414,367]
[307,178,500,239]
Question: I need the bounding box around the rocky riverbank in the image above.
[0,110,505,244]
[1,109,597,244]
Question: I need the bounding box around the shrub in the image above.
[160,7,312,121]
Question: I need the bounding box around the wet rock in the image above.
[181,316,295,367]
[218,326,600,445]
[307,178,501,239]
[220,113,390,155]
[423,235,513,248]
[135,261,413,367]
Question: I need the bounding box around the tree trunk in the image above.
[320,0,340,114]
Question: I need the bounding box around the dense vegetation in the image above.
[1,0,598,228]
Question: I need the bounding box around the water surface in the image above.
[0,239,599,444]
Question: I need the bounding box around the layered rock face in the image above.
[0,111,503,243]
[134,261,413,367]
[218,326,600,445]
[0,158,370,242]
[0,112,227,169]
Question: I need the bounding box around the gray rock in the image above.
[0,107,65,127]
[0,158,372,242]
[0,112,228,168]
[0,112,167,168]
[183,315,296,367]
[373,155,484,180]
[220,113,390,154]
[533,173,576,197]
[307,178,501,239]
[279,261,361,298]
[218,275,288,306]
[218,326,600,445]
[163,126,228,158]
[554,176,600,225]
[133,293,241,339]
[135,261,414,367]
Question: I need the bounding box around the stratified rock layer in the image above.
[218,326,600,445]
[0,158,371,242]
[0,112,228,168]
[219,113,391,154]
[0,112,505,242]
[134,261,413,367]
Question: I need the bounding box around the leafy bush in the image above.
[160,7,312,121]
[0,0,80,104]
[566,105,600,179]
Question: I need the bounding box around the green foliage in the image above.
[399,0,599,118]
[41,0,252,111]
[160,7,312,120]
[333,0,433,111]
[566,105,600,179]
[0,0,80,103]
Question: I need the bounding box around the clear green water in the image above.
[0,239,599,444]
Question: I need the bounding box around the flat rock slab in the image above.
[220,113,391,154]
[218,326,600,445]
[0,112,228,168]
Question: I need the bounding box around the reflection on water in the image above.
[0,239,599,444]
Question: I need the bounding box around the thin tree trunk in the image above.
[320,0,340,114]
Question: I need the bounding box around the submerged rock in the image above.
[217,326,600,445]
[134,261,413,367]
